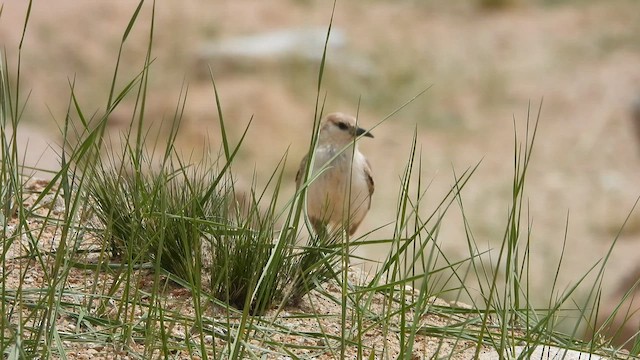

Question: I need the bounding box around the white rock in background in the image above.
[199,27,346,62]
[197,27,374,77]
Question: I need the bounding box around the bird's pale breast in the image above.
[306,145,370,228]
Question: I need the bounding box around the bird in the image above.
[296,112,374,237]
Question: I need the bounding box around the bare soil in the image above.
[2,180,495,359]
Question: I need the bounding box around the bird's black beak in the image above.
[356,127,374,138]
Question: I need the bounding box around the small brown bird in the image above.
[296,113,374,236]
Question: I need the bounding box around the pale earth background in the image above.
[2,0,640,322]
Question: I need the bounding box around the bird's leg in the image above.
[310,217,329,243]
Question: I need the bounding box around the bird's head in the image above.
[318,112,374,147]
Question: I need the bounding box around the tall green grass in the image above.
[1,1,639,359]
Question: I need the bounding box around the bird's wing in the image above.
[364,158,374,208]
[295,154,308,190]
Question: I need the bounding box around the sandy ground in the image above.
[2,0,640,342]
[0,180,495,359]
[1,179,633,359]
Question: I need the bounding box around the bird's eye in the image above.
[337,122,349,130]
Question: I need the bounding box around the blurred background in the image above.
[2,0,640,324]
